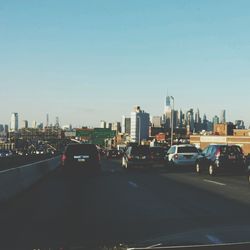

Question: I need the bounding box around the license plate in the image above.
[78,159,86,162]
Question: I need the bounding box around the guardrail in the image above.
[0,156,60,202]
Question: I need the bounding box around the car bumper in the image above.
[173,159,196,166]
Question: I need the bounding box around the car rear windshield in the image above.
[227,145,243,155]
[131,146,150,155]
[150,147,165,154]
[177,147,198,153]
[65,144,98,156]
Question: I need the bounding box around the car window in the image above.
[206,146,213,156]
[177,147,198,153]
[210,146,218,156]
[202,147,209,155]
[131,146,150,155]
[229,146,243,155]
[167,146,175,154]
[66,144,98,156]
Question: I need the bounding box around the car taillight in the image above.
[61,154,67,165]
[174,154,178,159]
[215,148,221,158]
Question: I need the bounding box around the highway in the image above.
[1,159,250,249]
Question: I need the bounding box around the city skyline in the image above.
[1,1,250,126]
[1,101,247,130]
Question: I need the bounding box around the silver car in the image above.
[166,144,199,167]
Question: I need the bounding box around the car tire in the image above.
[169,160,175,168]
[196,162,201,174]
[122,157,126,168]
[208,164,215,176]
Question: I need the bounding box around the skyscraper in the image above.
[220,110,226,124]
[22,120,28,129]
[163,95,172,129]
[10,112,18,132]
[46,114,49,128]
[194,109,202,132]
[178,109,183,128]
[213,115,220,125]
[130,106,150,143]
[186,109,194,132]
[151,116,162,128]
[100,120,107,129]
[122,116,131,134]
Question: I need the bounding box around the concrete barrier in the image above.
[0,156,60,202]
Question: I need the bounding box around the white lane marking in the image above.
[203,179,226,186]
[145,243,162,248]
[128,181,139,188]
[206,234,223,244]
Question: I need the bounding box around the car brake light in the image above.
[61,154,67,165]
[215,148,221,158]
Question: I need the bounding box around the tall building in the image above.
[235,120,245,129]
[122,116,131,134]
[55,117,60,128]
[37,122,43,129]
[10,112,18,132]
[108,123,112,130]
[178,109,183,128]
[194,109,202,132]
[0,124,4,133]
[213,115,220,125]
[100,120,107,129]
[4,125,9,133]
[202,114,208,131]
[220,110,226,124]
[163,95,172,129]
[46,114,49,127]
[151,116,162,128]
[112,122,121,133]
[21,120,28,129]
[130,106,150,143]
[32,120,37,129]
[186,109,194,132]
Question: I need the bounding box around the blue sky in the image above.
[0,0,250,127]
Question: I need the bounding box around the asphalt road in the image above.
[1,159,250,249]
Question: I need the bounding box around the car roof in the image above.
[173,144,196,148]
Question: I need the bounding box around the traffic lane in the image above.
[161,166,250,206]
[0,160,250,248]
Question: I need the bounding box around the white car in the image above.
[166,144,199,167]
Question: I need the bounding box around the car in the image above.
[149,147,166,167]
[195,144,246,176]
[166,144,199,167]
[122,145,152,170]
[106,149,122,159]
[61,143,101,175]
[0,149,13,158]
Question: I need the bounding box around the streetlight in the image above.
[170,96,175,146]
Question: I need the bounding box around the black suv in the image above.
[195,144,246,176]
[122,145,151,169]
[61,143,101,175]
[149,147,166,167]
